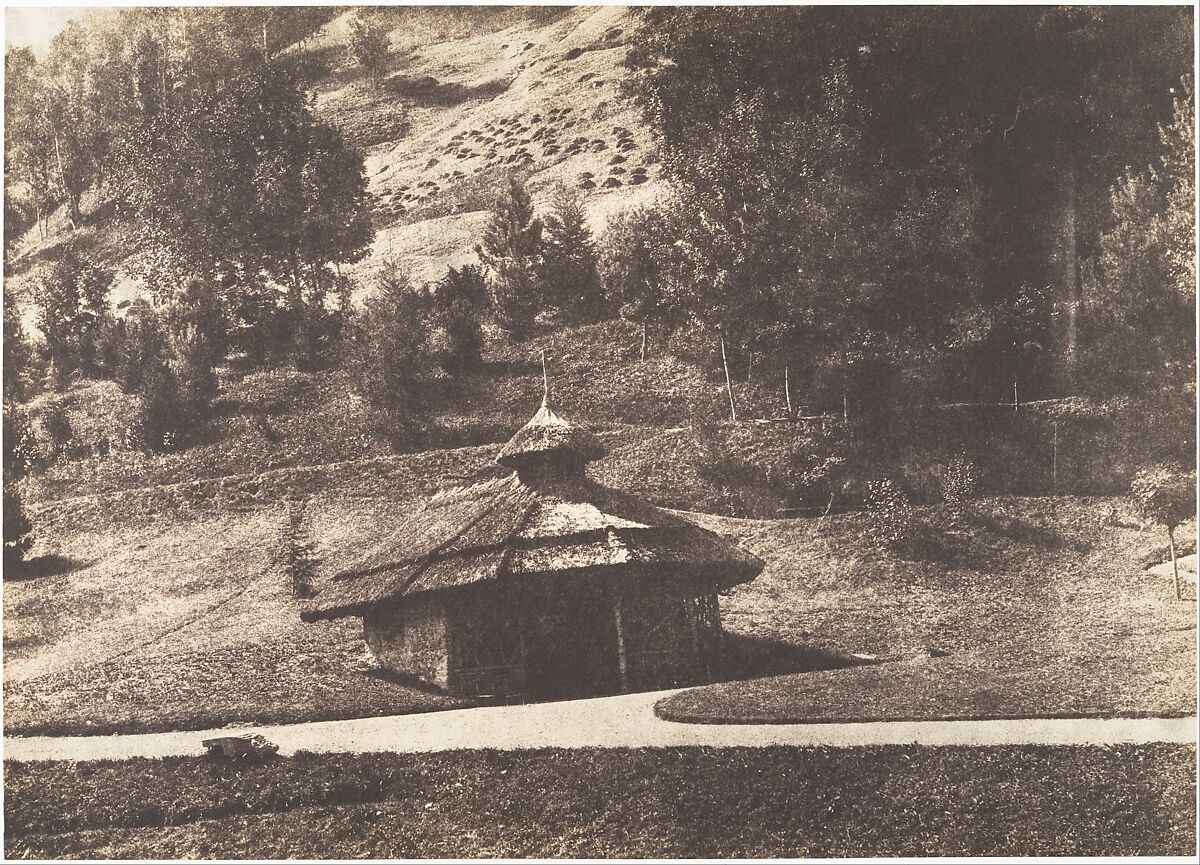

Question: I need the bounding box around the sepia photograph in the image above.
[1,1,1196,859]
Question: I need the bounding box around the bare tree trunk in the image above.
[1168,526,1181,600]
[52,130,78,230]
[1052,421,1058,493]
[640,319,647,362]
[720,334,738,422]
[1013,377,1019,413]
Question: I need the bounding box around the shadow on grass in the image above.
[3,553,90,581]
[361,666,473,702]
[716,633,878,682]
[384,74,508,107]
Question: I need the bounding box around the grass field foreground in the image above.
[4,745,1194,858]
[665,496,1197,723]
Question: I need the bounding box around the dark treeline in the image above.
[1,6,1194,550]
[621,5,1194,408]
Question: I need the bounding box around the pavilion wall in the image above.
[362,597,449,688]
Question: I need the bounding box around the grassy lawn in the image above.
[7,490,1193,735]
[5,745,1194,858]
[3,505,467,736]
[661,497,1197,723]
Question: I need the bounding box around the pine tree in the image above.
[539,183,604,321]
[476,175,543,340]
[434,265,487,372]
[348,258,432,446]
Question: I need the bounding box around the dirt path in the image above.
[4,690,1195,763]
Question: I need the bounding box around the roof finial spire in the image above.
[540,349,549,408]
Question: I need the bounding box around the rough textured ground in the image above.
[4,745,1194,859]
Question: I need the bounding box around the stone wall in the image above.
[363,597,450,688]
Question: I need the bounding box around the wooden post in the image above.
[640,319,647,362]
[784,364,794,419]
[1168,527,1181,600]
[540,349,549,406]
[720,334,738,422]
[613,593,629,692]
[1051,421,1058,493]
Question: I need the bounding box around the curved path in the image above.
[5,690,1195,763]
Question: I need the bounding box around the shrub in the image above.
[865,478,915,548]
[347,13,390,82]
[42,403,74,458]
[3,483,33,568]
[940,452,981,516]
[138,359,187,453]
[433,265,487,373]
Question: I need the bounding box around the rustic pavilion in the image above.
[301,396,764,701]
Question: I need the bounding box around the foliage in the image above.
[347,13,391,81]
[117,301,169,394]
[42,402,75,458]
[2,483,33,567]
[433,265,488,373]
[2,405,35,566]
[3,298,36,402]
[137,354,187,453]
[166,279,226,408]
[32,247,114,386]
[633,5,1192,405]
[1081,84,1196,398]
[940,452,981,514]
[538,183,604,322]
[109,30,373,360]
[476,175,543,339]
[1130,465,1196,533]
[281,499,318,599]
[347,259,432,447]
[597,201,689,353]
[865,478,915,547]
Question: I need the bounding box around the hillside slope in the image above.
[6,5,662,300]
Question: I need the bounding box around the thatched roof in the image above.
[495,401,606,469]
[302,403,763,622]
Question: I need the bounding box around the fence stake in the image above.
[1052,420,1058,493]
[785,364,794,419]
[720,335,738,422]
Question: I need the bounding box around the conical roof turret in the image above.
[495,397,607,470]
